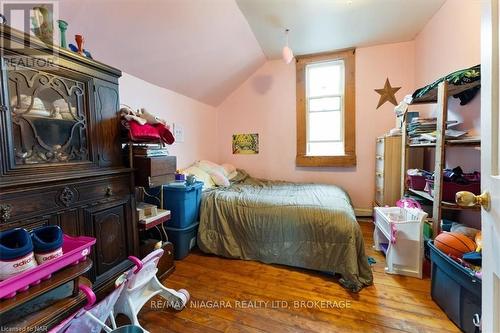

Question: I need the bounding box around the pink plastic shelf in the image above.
[0,234,96,299]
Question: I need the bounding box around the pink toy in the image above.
[49,283,126,333]
[0,235,96,299]
[396,198,422,209]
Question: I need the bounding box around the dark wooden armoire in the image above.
[0,26,138,293]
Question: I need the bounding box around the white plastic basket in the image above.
[373,206,428,278]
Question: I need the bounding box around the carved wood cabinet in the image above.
[0,26,138,293]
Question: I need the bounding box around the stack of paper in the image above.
[407,118,465,144]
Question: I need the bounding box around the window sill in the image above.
[295,154,357,167]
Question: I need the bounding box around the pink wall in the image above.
[413,0,481,173]
[414,0,481,88]
[58,0,265,106]
[120,73,218,169]
[216,0,481,211]
[413,0,481,227]
[65,0,479,213]
[216,42,416,210]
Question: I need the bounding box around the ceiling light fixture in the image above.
[282,28,294,64]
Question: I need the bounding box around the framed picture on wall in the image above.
[232,133,259,154]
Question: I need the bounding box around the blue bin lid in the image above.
[163,181,203,192]
[166,221,200,232]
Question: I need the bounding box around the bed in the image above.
[197,170,373,292]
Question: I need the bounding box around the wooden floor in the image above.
[137,221,459,333]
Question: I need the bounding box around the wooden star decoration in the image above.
[375,78,401,109]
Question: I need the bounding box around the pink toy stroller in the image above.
[50,249,189,333]
[115,249,190,331]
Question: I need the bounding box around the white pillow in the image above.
[221,163,237,179]
[196,160,227,176]
[182,165,215,189]
[195,160,232,186]
[210,170,230,187]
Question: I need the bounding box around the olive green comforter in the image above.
[197,172,373,292]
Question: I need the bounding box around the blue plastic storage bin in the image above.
[166,222,199,260]
[145,181,203,228]
[429,241,481,333]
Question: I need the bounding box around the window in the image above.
[296,49,356,167]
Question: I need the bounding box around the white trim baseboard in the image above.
[354,207,373,217]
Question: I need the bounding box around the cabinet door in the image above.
[53,209,82,237]
[94,79,121,167]
[1,61,95,171]
[84,199,133,284]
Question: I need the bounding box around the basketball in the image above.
[435,232,477,258]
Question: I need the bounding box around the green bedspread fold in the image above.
[197,172,373,292]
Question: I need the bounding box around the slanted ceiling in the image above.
[60,0,445,107]
[59,0,266,106]
[236,0,446,59]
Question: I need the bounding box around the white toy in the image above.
[373,199,428,279]
[50,249,189,333]
[114,249,190,333]
[49,283,125,333]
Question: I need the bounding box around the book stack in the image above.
[132,144,169,157]
[407,118,465,144]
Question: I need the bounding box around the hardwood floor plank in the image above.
[141,300,264,333]
[167,276,407,333]
[167,260,458,333]
[182,252,441,311]
[138,222,459,333]
[169,262,443,320]
[140,309,222,333]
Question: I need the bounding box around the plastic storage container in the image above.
[145,181,203,228]
[166,222,199,260]
[407,174,428,191]
[423,220,433,239]
[426,179,481,202]
[429,241,481,333]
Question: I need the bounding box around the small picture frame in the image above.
[232,133,259,154]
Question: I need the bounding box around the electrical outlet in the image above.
[173,123,185,143]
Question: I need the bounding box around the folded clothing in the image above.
[407,169,433,177]
[462,251,481,266]
[128,121,175,145]
[443,166,480,184]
